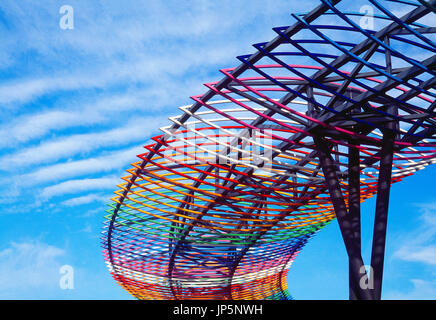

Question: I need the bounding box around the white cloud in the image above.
[22,145,142,186]
[395,245,436,266]
[0,110,105,147]
[41,177,121,199]
[393,203,436,266]
[0,116,166,169]
[0,0,308,107]
[61,194,108,207]
[0,241,66,296]
[385,279,436,300]
[0,89,166,148]
[0,41,238,107]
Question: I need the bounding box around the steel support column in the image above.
[348,144,361,300]
[314,136,372,300]
[370,130,395,300]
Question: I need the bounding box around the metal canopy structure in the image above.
[102,0,436,300]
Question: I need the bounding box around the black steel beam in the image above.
[348,144,361,300]
[314,136,372,300]
[369,130,395,300]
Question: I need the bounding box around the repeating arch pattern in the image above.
[102,0,436,300]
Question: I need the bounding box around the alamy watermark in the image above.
[59,264,74,290]
[359,5,375,30]
[161,124,274,170]
[359,265,374,290]
[59,5,74,30]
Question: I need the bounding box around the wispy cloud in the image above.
[0,89,172,148]
[0,241,65,297]
[21,145,142,186]
[0,110,105,147]
[393,203,436,267]
[0,43,240,107]
[0,116,166,169]
[41,177,121,199]
[0,0,306,108]
[61,194,108,207]
[385,279,436,300]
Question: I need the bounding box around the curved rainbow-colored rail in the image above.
[102,0,436,300]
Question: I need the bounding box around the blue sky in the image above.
[0,0,434,300]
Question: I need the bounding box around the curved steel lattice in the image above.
[102,0,436,300]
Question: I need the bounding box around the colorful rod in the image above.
[102,0,436,300]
